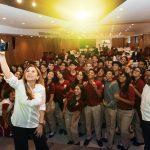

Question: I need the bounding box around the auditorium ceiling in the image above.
[0,0,150,38]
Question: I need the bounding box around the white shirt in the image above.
[141,84,150,121]
[0,98,14,116]
[5,73,46,128]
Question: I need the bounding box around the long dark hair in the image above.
[71,71,87,89]
[118,72,131,93]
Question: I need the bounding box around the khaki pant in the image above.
[84,104,102,140]
[117,109,134,149]
[55,102,66,130]
[105,107,117,148]
[65,109,81,143]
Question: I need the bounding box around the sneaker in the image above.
[96,139,103,147]
[120,146,129,150]
[49,131,56,138]
[67,141,74,144]
[59,129,64,134]
[101,137,108,142]
[117,144,123,149]
[84,138,92,146]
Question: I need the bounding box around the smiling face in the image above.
[77,71,84,81]
[87,69,95,80]
[74,85,82,96]
[24,66,39,82]
[56,71,63,79]
[133,68,141,78]
[47,71,54,80]
[119,73,126,84]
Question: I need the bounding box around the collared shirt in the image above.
[141,84,150,121]
[84,80,103,106]
[5,73,46,128]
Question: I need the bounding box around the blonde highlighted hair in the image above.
[22,64,44,100]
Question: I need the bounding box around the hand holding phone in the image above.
[0,39,9,51]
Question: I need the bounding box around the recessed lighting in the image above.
[2,17,6,20]
[16,0,22,3]
[21,22,25,25]
[131,24,134,26]
[51,20,55,23]
[119,8,124,11]
[116,16,120,19]
[39,15,42,18]
[30,36,33,37]
[32,2,37,7]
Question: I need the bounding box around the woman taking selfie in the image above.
[0,52,49,150]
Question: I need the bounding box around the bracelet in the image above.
[39,122,44,126]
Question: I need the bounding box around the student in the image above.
[0,87,15,137]
[141,69,150,150]
[63,85,85,145]
[115,72,135,150]
[0,52,49,150]
[132,67,145,146]
[104,70,120,149]
[83,69,103,147]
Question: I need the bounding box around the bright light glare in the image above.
[75,11,89,21]
[16,0,22,3]
[32,2,37,7]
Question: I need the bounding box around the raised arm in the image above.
[0,52,11,79]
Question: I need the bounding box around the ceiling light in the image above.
[16,0,22,3]
[2,17,6,20]
[75,10,89,21]
[21,22,25,25]
[51,20,55,23]
[119,8,124,11]
[131,24,134,26]
[39,15,42,18]
[32,2,37,7]
[30,36,33,37]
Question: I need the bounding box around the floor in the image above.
[0,132,144,150]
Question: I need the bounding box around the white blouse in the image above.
[141,84,150,121]
[5,73,46,128]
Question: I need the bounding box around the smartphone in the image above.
[0,42,9,51]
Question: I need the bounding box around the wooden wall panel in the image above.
[112,38,125,48]
[0,34,81,65]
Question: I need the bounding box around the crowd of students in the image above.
[0,47,149,150]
